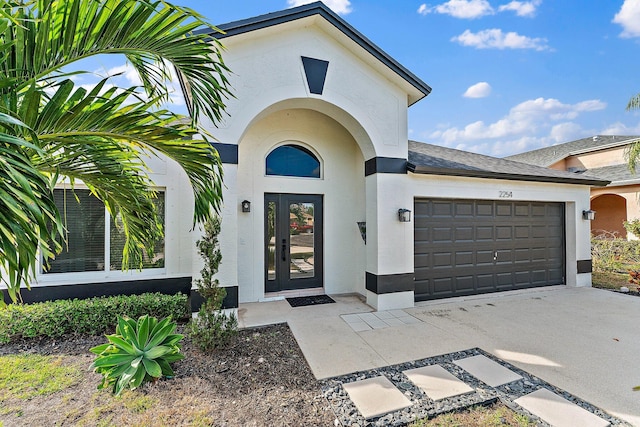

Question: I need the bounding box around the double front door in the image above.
[265,194,323,292]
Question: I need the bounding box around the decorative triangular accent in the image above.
[301,56,329,95]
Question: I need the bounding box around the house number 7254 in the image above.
[499,191,513,198]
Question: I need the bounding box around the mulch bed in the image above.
[0,323,336,426]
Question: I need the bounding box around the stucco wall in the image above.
[567,146,626,169]
[233,108,366,303]
[199,23,410,159]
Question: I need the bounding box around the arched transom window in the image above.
[265,144,320,178]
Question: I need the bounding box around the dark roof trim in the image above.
[197,2,432,104]
[407,163,611,187]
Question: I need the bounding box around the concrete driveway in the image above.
[238,286,640,425]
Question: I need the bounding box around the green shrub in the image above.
[188,217,237,351]
[591,236,640,272]
[90,315,184,395]
[0,292,189,344]
[624,219,640,237]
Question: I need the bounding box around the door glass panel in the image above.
[267,201,276,281]
[289,202,315,279]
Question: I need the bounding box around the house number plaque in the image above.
[499,191,513,198]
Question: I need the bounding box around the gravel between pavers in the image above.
[322,348,632,427]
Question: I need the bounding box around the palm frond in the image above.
[0,0,230,303]
[625,140,640,174]
[0,113,62,305]
[3,0,232,123]
[29,79,223,225]
[627,93,640,111]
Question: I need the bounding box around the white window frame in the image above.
[36,185,167,285]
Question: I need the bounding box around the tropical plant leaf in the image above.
[91,315,184,395]
[142,358,162,378]
[0,0,230,302]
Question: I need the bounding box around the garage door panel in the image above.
[433,277,453,294]
[455,227,474,241]
[455,276,474,292]
[454,201,474,216]
[496,272,514,287]
[496,204,512,216]
[433,227,453,242]
[433,201,453,216]
[515,226,530,238]
[476,250,494,265]
[549,247,563,259]
[547,204,563,217]
[414,199,565,301]
[476,202,494,216]
[549,268,563,282]
[531,205,546,216]
[414,228,430,241]
[477,274,495,290]
[454,251,473,266]
[476,226,494,240]
[515,248,530,262]
[496,226,512,239]
[433,252,452,267]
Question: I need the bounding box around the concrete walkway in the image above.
[237,286,640,426]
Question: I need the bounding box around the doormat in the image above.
[286,295,335,307]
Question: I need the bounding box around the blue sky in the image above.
[83,0,640,157]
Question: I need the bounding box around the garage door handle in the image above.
[494,251,498,261]
[282,239,287,261]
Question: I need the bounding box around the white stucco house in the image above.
[3,2,607,311]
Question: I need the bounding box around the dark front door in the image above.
[265,194,323,292]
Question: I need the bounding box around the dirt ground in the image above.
[0,323,336,426]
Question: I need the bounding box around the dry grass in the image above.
[592,271,637,291]
[412,403,534,427]
[0,327,538,426]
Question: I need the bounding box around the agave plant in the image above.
[90,315,184,395]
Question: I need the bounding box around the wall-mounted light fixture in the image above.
[241,200,251,213]
[398,209,411,222]
[582,209,596,221]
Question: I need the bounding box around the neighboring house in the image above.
[2,2,607,310]
[507,135,640,239]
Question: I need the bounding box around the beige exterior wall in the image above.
[591,185,640,238]
[568,146,626,169]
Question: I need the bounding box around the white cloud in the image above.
[613,0,640,38]
[601,121,640,134]
[498,0,541,17]
[463,81,492,98]
[428,97,606,153]
[451,28,550,50]
[549,122,583,143]
[83,62,186,109]
[106,64,143,86]
[288,0,352,15]
[417,0,494,19]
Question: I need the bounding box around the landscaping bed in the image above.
[0,322,540,427]
[0,323,334,426]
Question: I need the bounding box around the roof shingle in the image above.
[408,141,609,186]
[504,135,639,167]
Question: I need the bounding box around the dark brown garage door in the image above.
[414,199,565,301]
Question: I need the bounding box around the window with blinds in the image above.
[47,189,105,273]
[45,189,165,274]
[110,192,165,270]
